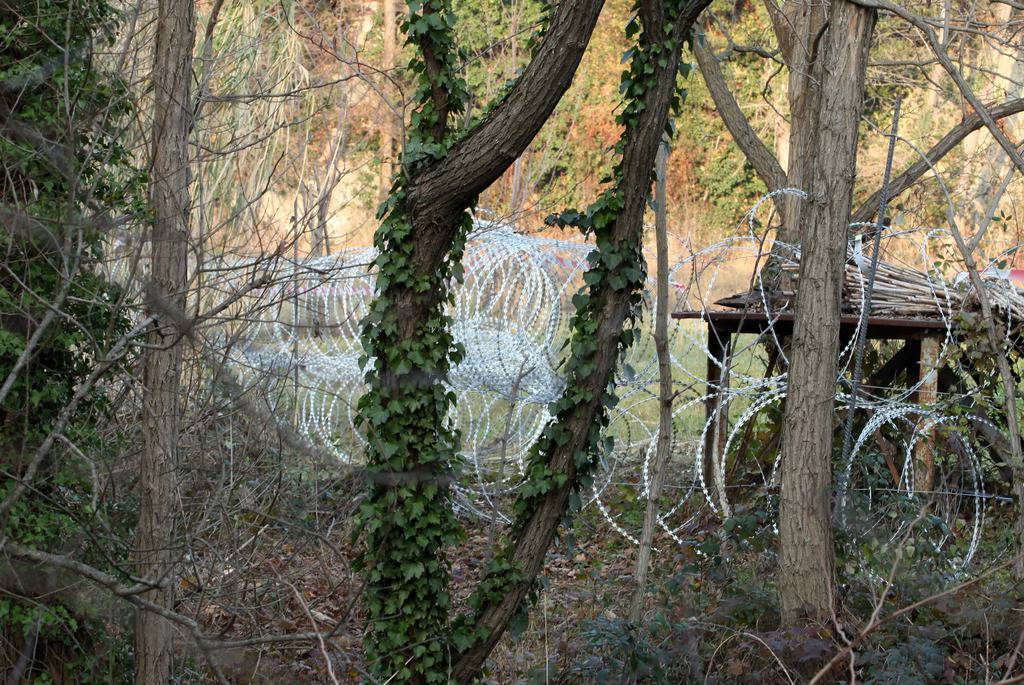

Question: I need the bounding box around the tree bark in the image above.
[630,138,672,623]
[774,0,829,248]
[451,2,710,679]
[135,0,194,681]
[377,0,398,204]
[403,0,604,245]
[693,31,787,206]
[778,0,875,624]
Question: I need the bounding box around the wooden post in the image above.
[704,325,731,515]
[913,336,940,494]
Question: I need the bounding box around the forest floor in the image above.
[181,489,1022,684]
[184,507,712,684]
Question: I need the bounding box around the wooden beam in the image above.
[913,337,940,493]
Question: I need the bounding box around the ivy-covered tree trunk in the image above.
[451,0,710,679]
[135,0,194,680]
[355,1,604,682]
[777,0,875,624]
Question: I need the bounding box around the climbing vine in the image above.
[354,1,553,681]
[355,3,469,681]
[1,0,139,679]
[453,0,696,658]
[357,0,697,680]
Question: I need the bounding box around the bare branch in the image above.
[694,29,788,208]
[852,97,1024,224]
[850,0,1024,178]
[809,553,1023,684]
[0,540,344,651]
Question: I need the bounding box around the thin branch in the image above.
[852,97,1024,224]
[850,0,1024,178]
[694,28,788,209]
[809,554,1023,684]
[0,540,346,651]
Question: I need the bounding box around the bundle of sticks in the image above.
[775,253,1024,322]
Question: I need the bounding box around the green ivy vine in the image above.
[354,0,553,681]
[1,0,140,680]
[356,0,693,680]
[354,1,469,678]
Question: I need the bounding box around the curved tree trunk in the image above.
[358,2,606,679]
[451,1,710,680]
[693,31,787,207]
[379,0,609,359]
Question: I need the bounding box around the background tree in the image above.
[691,0,879,623]
[133,0,195,680]
[693,0,1024,623]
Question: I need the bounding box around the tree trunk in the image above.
[778,0,875,624]
[630,138,672,623]
[135,0,194,681]
[451,2,710,678]
[358,1,607,679]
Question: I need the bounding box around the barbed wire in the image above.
[105,197,1023,575]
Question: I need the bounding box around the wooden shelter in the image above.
[673,303,951,500]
